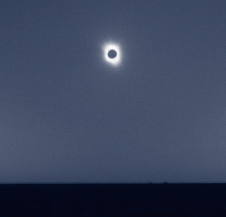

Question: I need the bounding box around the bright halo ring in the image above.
[103,43,121,67]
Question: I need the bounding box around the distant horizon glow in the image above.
[103,43,121,67]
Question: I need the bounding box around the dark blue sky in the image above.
[0,0,226,183]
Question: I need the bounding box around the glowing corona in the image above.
[103,43,121,67]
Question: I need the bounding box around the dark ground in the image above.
[0,184,226,216]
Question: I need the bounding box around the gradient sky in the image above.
[0,0,226,183]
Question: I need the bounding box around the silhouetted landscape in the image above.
[0,184,226,216]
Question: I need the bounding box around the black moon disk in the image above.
[108,49,117,59]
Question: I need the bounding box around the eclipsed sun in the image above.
[102,43,121,67]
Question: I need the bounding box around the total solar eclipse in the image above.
[103,42,121,67]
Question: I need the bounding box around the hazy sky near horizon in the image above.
[0,0,226,183]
